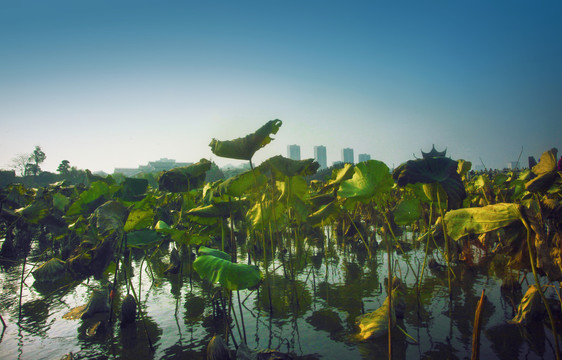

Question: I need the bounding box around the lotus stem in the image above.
[521,216,560,360]
[386,231,393,359]
[237,290,247,344]
[18,255,27,323]
[125,264,154,352]
[345,210,371,259]
[471,289,485,360]
[436,189,452,300]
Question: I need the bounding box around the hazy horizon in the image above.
[1,1,561,174]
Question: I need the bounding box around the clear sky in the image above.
[1,1,561,174]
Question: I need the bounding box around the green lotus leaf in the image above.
[393,198,422,226]
[209,119,282,161]
[115,177,149,201]
[193,255,261,290]
[67,181,111,216]
[525,148,559,193]
[124,207,154,232]
[509,284,543,325]
[355,293,396,341]
[186,203,231,218]
[94,200,129,235]
[158,159,211,193]
[53,193,70,213]
[276,176,308,202]
[457,159,472,180]
[247,197,287,230]
[321,163,354,193]
[218,169,266,198]
[32,258,68,283]
[444,203,521,241]
[258,155,319,178]
[307,200,339,227]
[198,246,231,261]
[393,157,466,209]
[338,160,393,202]
[126,229,163,248]
[16,199,50,224]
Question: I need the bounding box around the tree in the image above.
[57,160,71,175]
[26,146,46,177]
[10,153,29,176]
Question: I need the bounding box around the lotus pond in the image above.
[0,121,561,359]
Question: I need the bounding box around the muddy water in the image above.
[0,235,559,359]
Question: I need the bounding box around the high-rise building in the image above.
[314,145,327,169]
[342,148,354,164]
[358,153,371,163]
[287,144,301,160]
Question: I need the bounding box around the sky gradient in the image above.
[1,1,561,174]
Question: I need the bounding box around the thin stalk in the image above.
[345,210,371,259]
[418,206,434,294]
[125,264,154,352]
[521,217,560,360]
[436,190,452,300]
[237,290,247,344]
[386,231,392,359]
[471,289,485,360]
[382,213,418,284]
[18,255,27,323]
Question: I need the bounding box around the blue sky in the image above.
[1,1,560,173]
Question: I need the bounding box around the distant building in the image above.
[342,148,354,164]
[358,153,371,163]
[287,144,301,160]
[507,161,520,170]
[114,158,191,175]
[314,145,327,169]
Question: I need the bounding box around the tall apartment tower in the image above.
[314,145,327,169]
[358,153,371,163]
[342,148,354,164]
[287,144,301,160]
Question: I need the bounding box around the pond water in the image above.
[0,232,559,360]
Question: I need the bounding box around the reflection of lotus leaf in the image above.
[307,308,344,334]
[258,274,311,318]
[185,294,206,320]
[32,258,68,283]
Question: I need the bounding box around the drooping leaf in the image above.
[158,159,211,192]
[276,176,308,203]
[16,199,50,224]
[193,255,261,290]
[508,285,544,325]
[457,159,472,180]
[355,294,396,341]
[444,203,521,241]
[258,155,319,178]
[209,119,282,161]
[393,157,466,209]
[338,160,393,202]
[247,196,287,230]
[321,163,354,193]
[393,198,422,226]
[32,258,68,283]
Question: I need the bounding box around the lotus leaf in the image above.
[126,229,162,248]
[338,160,393,202]
[186,203,232,218]
[218,169,266,198]
[321,163,354,193]
[124,207,154,232]
[276,176,307,203]
[16,199,50,224]
[509,285,544,325]
[247,197,287,230]
[53,193,70,212]
[66,181,111,216]
[355,294,396,341]
[393,157,466,209]
[94,200,129,235]
[120,294,136,325]
[115,177,148,201]
[393,198,422,226]
[193,255,261,290]
[209,119,282,161]
[32,258,67,283]
[198,246,231,261]
[526,148,559,192]
[158,159,211,192]
[259,155,319,178]
[457,159,472,180]
[444,203,521,241]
